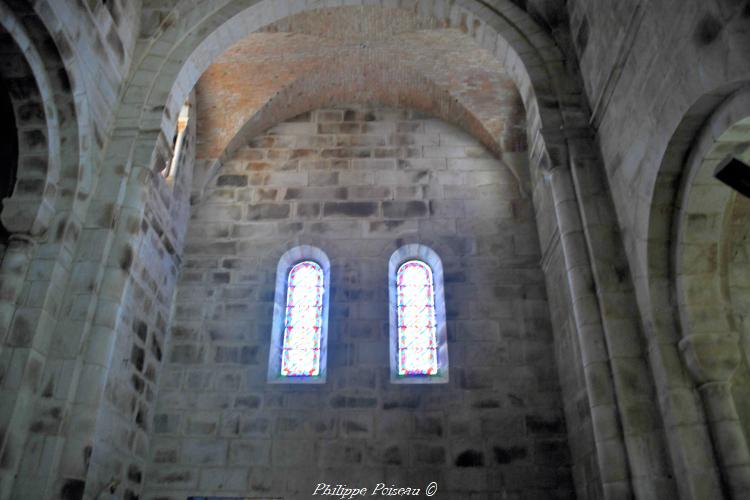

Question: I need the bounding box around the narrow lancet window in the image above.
[397,260,438,376]
[281,261,324,377]
[268,246,329,384]
[389,245,448,383]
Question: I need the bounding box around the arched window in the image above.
[397,260,438,375]
[281,261,324,376]
[389,245,449,383]
[268,246,330,383]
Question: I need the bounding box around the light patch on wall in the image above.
[164,100,191,180]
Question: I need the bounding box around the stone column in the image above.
[547,165,634,499]
[680,332,750,498]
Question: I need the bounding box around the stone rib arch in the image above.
[673,87,750,499]
[17,1,97,233]
[126,0,567,173]
[0,4,61,237]
[644,83,750,499]
[0,3,94,499]
[645,83,750,348]
[0,0,93,244]
[674,88,750,338]
[0,2,86,355]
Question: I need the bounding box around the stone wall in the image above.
[567,0,750,278]
[728,195,750,440]
[144,106,573,500]
[5,101,197,499]
[3,1,748,498]
[47,0,141,141]
[730,196,750,356]
[557,2,750,496]
[84,103,197,499]
[0,1,146,497]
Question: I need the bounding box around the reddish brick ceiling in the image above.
[195,7,526,168]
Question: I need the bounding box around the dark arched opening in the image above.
[0,75,18,245]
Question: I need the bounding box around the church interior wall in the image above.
[145,104,574,499]
[0,1,748,499]
[82,100,197,500]
[729,195,750,436]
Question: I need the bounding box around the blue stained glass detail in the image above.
[281,260,324,376]
[396,260,438,376]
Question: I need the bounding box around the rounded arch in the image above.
[0,7,59,237]
[644,84,750,498]
[388,243,445,285]
[674,88,750,341]
[0,1,88,242]
[121,0,569,180]
[140,0,560,121]
[114,0,600,494]
[646,83,750,340]
[267,244,331,384]
[0,3,92,498]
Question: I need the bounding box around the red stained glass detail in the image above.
[281,261,324,376]
[396,260,438,375]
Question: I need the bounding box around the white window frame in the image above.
[389,244,449,384]
[267,245,330,384]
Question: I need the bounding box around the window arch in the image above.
[267,246,330,383]
[389,245,449,383]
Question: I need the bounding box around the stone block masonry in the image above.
[1,2,746,499]
[144,106,573,500]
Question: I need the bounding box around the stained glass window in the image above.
[281,261,324,377]
[397,260,438,376]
